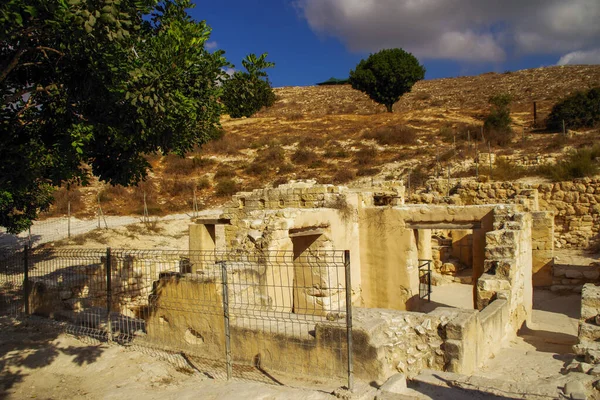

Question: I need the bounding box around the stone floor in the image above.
[417,282,475,312]
[476,289,580,383]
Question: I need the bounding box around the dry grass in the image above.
[363,125,417,146]
[45,65,600,216]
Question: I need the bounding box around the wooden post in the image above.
[488,142,493,181]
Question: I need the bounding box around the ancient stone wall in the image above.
[478,207,532,333]
[573,284,600,375]
[28,254,182,319]
[409,178,600,250]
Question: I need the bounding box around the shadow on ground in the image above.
[0,317,106,397]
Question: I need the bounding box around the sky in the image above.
[189,0,600,88]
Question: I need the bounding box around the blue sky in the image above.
[190,0,600,88]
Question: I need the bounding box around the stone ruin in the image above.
[182,179,545,381]
[26,177,599,388]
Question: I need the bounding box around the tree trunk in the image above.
[385,103,393,113]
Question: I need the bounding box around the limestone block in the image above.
[566,270,584,279]
[579,322,600,342]
[378,374,407,395]
[583,271,600,280]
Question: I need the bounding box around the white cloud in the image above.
[205,41,218,50]
[296,0,600,62]
[222,67,236,77]
[558,49,600,65]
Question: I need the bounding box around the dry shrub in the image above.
[215,178,239,197]
[286,112,304,121]
[250,136,280,149]
[162,179,196,198]
[299,135,327,148]
[278,163,295,174]
[544,133,571,151]
[363,125,417,146]
[204,132,246,154]
[407,166,429,189]
[356,167,379,177]
[324,144,350,159]
[162,155,205,176]
[246,145,286,175]
[486,128,515,147]
[354,147,378,166]
[414,92,432,101]
[214,167,236,179]
[333,169,356,183]
[49,187,84,215]
[197,177,211,190]
[291,148,319,165]
[98,184,128,202]
[272,176,289,186]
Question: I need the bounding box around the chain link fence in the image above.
[0,247,353,389]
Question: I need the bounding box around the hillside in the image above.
[45,65,600,219]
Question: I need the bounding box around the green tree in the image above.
[483,93,514,146]
[221,53,276,118]
[546,87,600,131]
[0,0,229,233]
[349,48,425,113]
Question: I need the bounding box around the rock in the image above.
[577,362,593,374]
[589,366,600,376]
[564,380,587,400]
[247,230,262,243]
[378,373,407,395]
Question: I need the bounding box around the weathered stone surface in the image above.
[378,373,407,395]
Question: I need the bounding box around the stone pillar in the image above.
[416,229,432,261]
[531,212,554,287]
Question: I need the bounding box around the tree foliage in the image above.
[0,0,229,233]
[349,48,425,113]
[221,53,275,118]
[483,93,514,146]
[546,87,600,131]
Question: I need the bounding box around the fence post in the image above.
[344,250,354,392]
[23,245,29,316]
[220,261,232,380]
[68,200,71,238]
[488,142,493,181]
[106,247,112,341]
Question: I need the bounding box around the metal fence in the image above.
[0,247,353,390]
[418,259,432,301]
[0,213,193,251]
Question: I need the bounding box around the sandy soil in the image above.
[0,318,334,400]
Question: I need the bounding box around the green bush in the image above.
[538,145,600,181]
[221,53,276,118]
[546,87,600,131]
[483,93,514,146]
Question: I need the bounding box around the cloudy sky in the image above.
[192,0,600,87]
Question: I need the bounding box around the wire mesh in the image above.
[223,250,348,384]
[0,248,25,317]
[0,247,351,387]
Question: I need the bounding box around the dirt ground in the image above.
[0,318,335,400]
